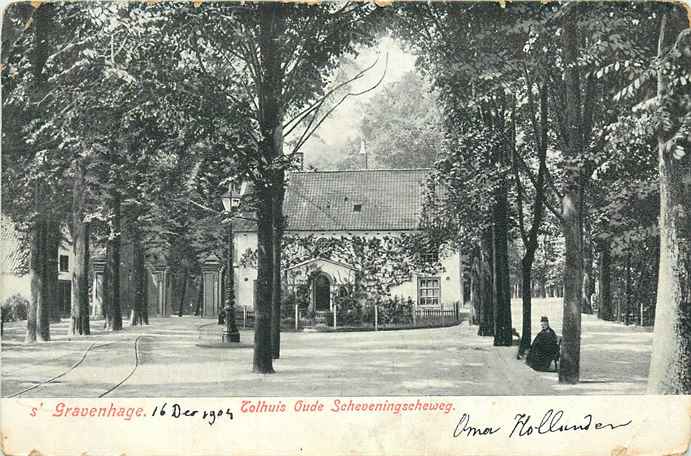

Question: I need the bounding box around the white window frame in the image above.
[417,276,441,308]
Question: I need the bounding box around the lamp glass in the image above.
[221,195,231,212]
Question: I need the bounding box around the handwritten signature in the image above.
[453,409,632,439]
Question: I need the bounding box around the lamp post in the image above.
[221,189,241,343]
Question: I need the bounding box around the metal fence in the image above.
[231,303,462,331]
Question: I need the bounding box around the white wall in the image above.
[439,250,462,309]
[389,248,462,310]
[0,228,75,305]
[0,273,31,302]
[57,239,74,282]
[234,232,258,309]
[235,232,464,311]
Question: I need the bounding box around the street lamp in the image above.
[220,188,241,343]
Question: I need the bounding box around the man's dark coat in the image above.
[527,327,559,371]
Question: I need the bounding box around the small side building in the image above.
[0,217,75,316]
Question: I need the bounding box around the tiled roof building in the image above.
[236,168,429,232]
[232,168,463,313]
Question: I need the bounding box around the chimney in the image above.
[292,152,304,171]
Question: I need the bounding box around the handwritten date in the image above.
[152,402,233,426]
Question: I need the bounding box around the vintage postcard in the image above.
[1,1,690,454]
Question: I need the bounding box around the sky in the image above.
[299,37,417,169]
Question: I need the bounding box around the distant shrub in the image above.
[378,295,413,325]
[334,283,366,326]
[1,294,29,322]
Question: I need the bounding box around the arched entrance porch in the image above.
[313,272,332,311]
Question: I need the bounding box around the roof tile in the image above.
[235,169,429,232]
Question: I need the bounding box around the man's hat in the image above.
[540,316,549,322]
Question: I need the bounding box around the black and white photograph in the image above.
[0,1,689,452]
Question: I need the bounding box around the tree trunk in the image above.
[271,173,285,359]
[493,192,512,347]
[624,250,632,326]
[557,16,585,385]
[647,236,661,326]
[108,193,123,331]
[597,240,613,321]
[582,229,594,314]
[37,220,50,340]
[177,267,188,317]
[254,185,275,373]
[270,227,281,358]
[519,258,533,355]
[470,245,481,326]
[168,270,177,318]
[194,277,202,316]
[514,77,547,354]
[142,268,149,325]
[69,161,90,336]
[478,229,494,337]
[46,221,60,323]
[582,271,593,314]
[25,3,54,343]
[633,253,649,326]
[647,12,691,394]
[26,219,44,343]
[615,276,622,322]
[560,185,582,384]
[130,227,147,325]
[103,242,112,329]
[252,3,284,373]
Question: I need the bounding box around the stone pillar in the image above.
[91,256,107,318]
[201,254,223,318]
[152,265,168,317]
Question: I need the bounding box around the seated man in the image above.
[526,316,560,372]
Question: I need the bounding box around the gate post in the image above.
[91,256,107,318]
[152,264,169,317]
[201,254,223,318]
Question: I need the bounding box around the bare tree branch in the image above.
[289,53,389,155]
[513,148,529,245]
[514,148,564,224]
[282,52,382,136]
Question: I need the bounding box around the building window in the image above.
[418,277,440,307]
[59,255,69,272]
[353,204,362,212]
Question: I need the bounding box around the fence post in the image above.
[243,305,247,329]
[374,305,378,331]
[295,304,299,330]
[412,308,416,327]
[333,307,337,329]
[442,307,445,325]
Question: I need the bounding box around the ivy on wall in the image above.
[239,234,452,300]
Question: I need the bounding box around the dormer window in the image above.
[353,204,362,212]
